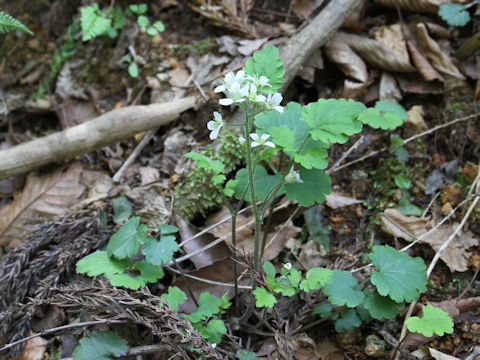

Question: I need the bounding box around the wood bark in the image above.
[279,0,365,91]
[0,97,195,179]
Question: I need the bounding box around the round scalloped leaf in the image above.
[107,217,147,259]
[334,309,362,333]
[299,267,333,292]
[323,270,364,307]
[302,98,365,144]
[73,331,128,360]
[108,261,164,290]
[284,167,331,206]
[141,235,178,265]
[244,45,284,92]
[186,292,223,323]
[161,286,187,311]
[363,290,401,320]
[233,165,283,202]
[358,108,403,130]
[76,250,132,276]
[369,245,427,302]
[253,287,277,308]
[375,100,408,120]
[255,102,329,169]
[405,305,454,337]
[438,3,470,26]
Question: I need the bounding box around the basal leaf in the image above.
[108,261,163,290]
[312,303,332,318]
[284,167,331,206]
[438,2,470,26]
[198,319,227,344]
[186,292,223,322]
[269,126,296,152]
[323,270,364,307]
[73,331,128,360]
[405,305,454,337]
[244,45,284,92]
[142,235,178,265]
[369,245,427,302]
[394,173,411,189]
[233,165,283,202]
[302,98,365,144]
[237,350,259,360]
[157,224,179,235]
[334,309,361,333]
[299,267,332,292]
[363,290,400,320]
[288,268,302,288]
[263,261,276,278]
[253,287,277,308]
[375,100,408,120]
[107,217,147,259]
[161,286,187,311]
[76,250,131,276]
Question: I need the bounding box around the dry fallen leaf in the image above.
[415,23,466,80]
[407,40,443,82]
[374,0,469,14]
[405,105,427,132]
[325,34,368,83]
[325,192,363,209]
[177,216,230,269]
[0,163,86,247]
[125,183,171,227]
[381,209,479,272]
[291,0,325,18]
[16,333,47,360]
[429,348,460,360]
[338,32,416,72]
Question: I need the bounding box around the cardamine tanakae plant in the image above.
[75,45,454,355]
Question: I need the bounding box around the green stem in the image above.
[245,113,262,273]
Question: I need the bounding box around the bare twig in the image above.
[333,113,479,173]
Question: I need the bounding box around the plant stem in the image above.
[245,112,262,273]
[292,305,346,334]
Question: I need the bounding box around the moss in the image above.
[174,130,245,220]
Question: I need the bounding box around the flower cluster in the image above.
[208,70,284,141]
[215,70,283,112]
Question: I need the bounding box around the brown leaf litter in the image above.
[381,209,479,272]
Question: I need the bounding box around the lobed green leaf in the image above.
[405,305,454,337]
[73,331,128,360]
[323,270,364,307]
[244,45,284,92]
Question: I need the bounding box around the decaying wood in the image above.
[279,0,365,91]
[0,97,196,180]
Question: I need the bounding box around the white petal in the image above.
[265,141,275,148]
[260,134,271,141]
[219,98,234,106]
[214,85,225,93]
[239,136,246,144]
[250,133,259,141]
[207,120,217,131]
[256,95,266,103]
[274,106,284,113]
[213,111,223,122]
[251,141,260,148]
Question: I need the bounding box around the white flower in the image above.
[207,111,224,140]
[250,133,275,148]
[246,74,272,89]
[247,83,266,103]
[214,70,246,93]
[239,136,246,145]
[265,92,283,113]
[219,81,249,106]
[284,168,303,183]
[283,263,292,271]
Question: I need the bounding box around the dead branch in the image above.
[0,97,196,180]
[279,0,365,91]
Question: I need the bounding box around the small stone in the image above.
[365,334,386,358]
[405,105,427,132]
[27,38,41,51]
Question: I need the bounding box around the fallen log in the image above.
[0,97,196,180]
